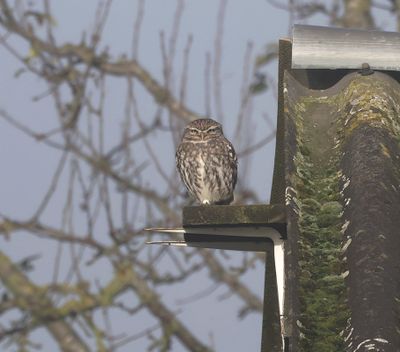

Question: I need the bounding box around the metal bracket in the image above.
[358,62,374,76]
[146,223,287,351]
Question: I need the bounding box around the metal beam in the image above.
[147,225,285,320]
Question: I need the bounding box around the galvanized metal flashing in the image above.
[292,24,400,71]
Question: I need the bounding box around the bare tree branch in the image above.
[0,251,90,352]
[0,0,202,123]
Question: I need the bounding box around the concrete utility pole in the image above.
[280,25,400,351]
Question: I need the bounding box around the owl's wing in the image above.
[226,140,238,189]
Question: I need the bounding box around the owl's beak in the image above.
[201,132,205,141]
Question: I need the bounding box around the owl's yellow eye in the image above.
[189,128,200,134]
[208,127,220,133]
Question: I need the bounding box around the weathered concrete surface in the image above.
[283,71,400,351]
[338,75,400,352]
[183,204,285,230]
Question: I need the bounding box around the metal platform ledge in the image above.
[147,204,287,252]
[183,204,286,232]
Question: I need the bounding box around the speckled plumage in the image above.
[176,118,237,205]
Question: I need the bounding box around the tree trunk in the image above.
[342,0,374,29]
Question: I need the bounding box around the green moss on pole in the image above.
[283,71,400,351]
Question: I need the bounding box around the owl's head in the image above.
[182,118,223,142]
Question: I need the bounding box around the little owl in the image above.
[176,118,237,205]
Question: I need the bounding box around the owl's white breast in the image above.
[196,152,212,203]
